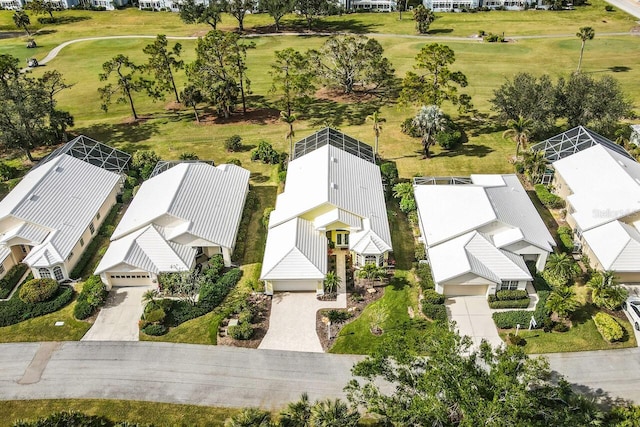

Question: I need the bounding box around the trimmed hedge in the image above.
[0,286,74,327]
[73,275,108,320]
[557,226,574,253]
[19,279,59,304]
[415,263,435,291]
[422,303,447,321]
[489,298,530,309]
[423,289,445,305]
[534,184,565,209]
[69,203,121,279]
[0,263,28,299]
[142,323,167,336]
[493,290,528,301]
[594,312,624,342]
[228,322,254,340]
[492,290,550,329]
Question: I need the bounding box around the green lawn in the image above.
[1,399,239,426]
[0,284,91,342]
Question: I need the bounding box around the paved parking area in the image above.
[259,292,346,353]
[446,296,503,349]
[81,287,150,341]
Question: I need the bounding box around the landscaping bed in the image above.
[316,283,386,352]
[217,292,271,349]
[0,263,28,299]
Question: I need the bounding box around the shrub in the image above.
[0,286,74,327]
[205,254,225,281]
[507,333,526,346]
[73,300,93,320]
[492,310,531,329]
[553,322,570,332]
[0,162,18,181]
[605,4,614,11]
[144,308,166,324]
[557,226,574,253]
[489,299,530,309]
[494,290,528,301]
[238,308,254,325]
[423,289,445,305]
[19,279,59,304]
[224,135,242,152]
[199,268,243,311]
[534,184,565,209]
[262,207,274,229]
[422,302,447,321]
[228,158,242,166]
[0,263,28,299]
[229,322,253,340]
[414,243,426,262]
[326,309,351,323]
[594,312,624,342]
[436,130,462,149]
[415,263,434,291]
[380,162,398,192]
[131,150,160,180]
[251,141,280,164]
[278,170,287,183]
[143,323,167,336]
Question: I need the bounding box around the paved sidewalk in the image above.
[446,296,503,349]
[81,287,150,341]
[259,291,346,353]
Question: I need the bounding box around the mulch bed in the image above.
[316,282,387,352]
[217,293,272,349]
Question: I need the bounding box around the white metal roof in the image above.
[95,224,195,274]
[268,144,392,249]
[260,218,327,280]
[582,221,640,272]
[112,163,250,249]
[428,231,532,284]
[0,155,120,268]
[553,144,640,231]
[414,174,554,251]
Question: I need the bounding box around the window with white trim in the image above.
[53,266,64,281]
[500,281,519,291]
[365,255,377,265]
[39,268,51,279]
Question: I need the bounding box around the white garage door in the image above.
[108,273,153,287]
[444,284,488,297]
[272,280,318,292]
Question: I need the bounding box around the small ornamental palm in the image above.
[543,253,578,287]
[324,271,342,294]
[503,116,533,157]
[587,271,628,310]
[546,286,580,321]
[279,392,311,427]
[310,398,359,427]
[224,407,273,427]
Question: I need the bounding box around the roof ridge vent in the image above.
[55,166,63,173]
[29,195,39,202]
[330,156,337,163]
[330,182,338,190]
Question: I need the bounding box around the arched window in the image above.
[39,268,51,279]
[53,266,64,281]
[365,255,377,265]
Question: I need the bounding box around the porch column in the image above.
[221,247,232,267]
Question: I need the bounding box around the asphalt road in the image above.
[1,341,639,409]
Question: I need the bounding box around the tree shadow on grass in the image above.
[249,172,269,183]
[250,18,377,35]
[437,144,494,158]
[72,120,160,149]
[303,98,382,128]
[570,303,596,326]
[37,15,91,25]
[428,28,454,34]
[457,113,503,137]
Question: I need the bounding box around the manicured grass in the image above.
[0,284,91,342]
[1,399,239,426]
[140,185,276,344]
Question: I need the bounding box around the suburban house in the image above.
[0,0,79,10]
[338,0,397,11]
[533,127,640,283]
[423,0,540,12]
[260,128,392,296]
[95,161,250,289]
[414,174,555,296]
[0,136,129,282]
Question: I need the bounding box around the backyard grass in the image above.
[0,283,91,342]
[1,399,239,426]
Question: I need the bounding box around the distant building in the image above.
[1,0,79,10]
[336,0,398,11]
[423,0,538,11]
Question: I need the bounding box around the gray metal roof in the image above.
[292,128,375,163]
[150,160,215,178]
[38,135,131,174]
[531,125,633,162]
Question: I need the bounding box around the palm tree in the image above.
[310,399,359,427]
[521,150,547,184]
[356,263,386,287]
[546,285,580,321]
[502,116,532,157]
[224,407,273,427]
[366,111,385,156]
[587,271,628,310]
[281,111,297,159]
[576,26,595,72]
[142,289,158,305]
[412,105,446,159]
[323,271,342,294]
[13,11,31,36]
[543,252,577,287]
[279,393,311,427]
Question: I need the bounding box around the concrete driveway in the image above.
[446,296,503,349]
[259,292,346,353]
[81,287,150,341]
